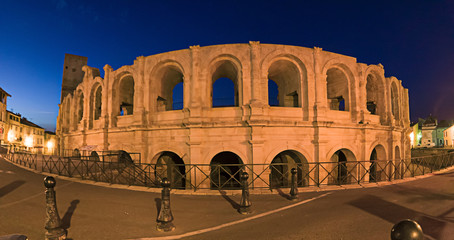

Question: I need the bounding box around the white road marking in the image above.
[132,192,332,240]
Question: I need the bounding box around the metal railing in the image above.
[2,150,454,191]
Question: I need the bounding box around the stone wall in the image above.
[56,42,411,170]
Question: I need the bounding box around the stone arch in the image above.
[112,71,135,117]
[369,144,387,182]
[207,55,242,107]
[391,81,400,121]
[326,67,349,111]
[152,151,186,189]
[269,150,310,188]
[74,89,84,126]
[365,70,386,124]
[209,151,244,189]
[267,59,301,107]
[261,53,309,119]
[118,150,133,164]
[322,60,357,114]
[62,95,72,132]
[150,60,186,111]
[89,151,100,161]
[88,82,102,129]
[73,148,81,158]
[327,148,357,185]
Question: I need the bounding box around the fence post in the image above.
[289,168,298,201]
[157,178,175,232]
[44,176,67,240]
[239,172,252,214]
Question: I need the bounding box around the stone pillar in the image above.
[249,41,262,105]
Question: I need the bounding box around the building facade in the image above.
[0,87,11,146]
[57,43,411,185]
[444,125,454,148]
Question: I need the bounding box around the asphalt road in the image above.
[1,157,453,240]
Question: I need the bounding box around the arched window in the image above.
[155,65,184,111]
[268,60,301,107]
[94,85,102,120]
[391,83,399,120]
[119,76,134,116]
[76,91,84,123]
[326,68,349,111]
[211,60,240,107]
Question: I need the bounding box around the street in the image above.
[1,157,453,239]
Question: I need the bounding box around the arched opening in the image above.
[329,149,356,185]
[267,60,301,107]
[211,60,239,107]
[366,74,385,117]
[210,151,243,189]
[394,146,402,179]
[119,76,134,116]
[90,151,100,161]
[391,83,400,120]
[94,85,102,120]
[155,66,184,111]
[89,84,102,129]
[118,150,133,164]
[369,145,386,182]
[76,91,84,123]
[154,151,186,189]
[326,68,349,111]
[268,80,279,106]
[270,150,309,188]
[73,148,81,158]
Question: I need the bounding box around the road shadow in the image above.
[219,190,240,210]
[349,194,449,239]
[61,199,80,230]
[155,197,161,216]
[0,180,26,198]
[275,188,292,200]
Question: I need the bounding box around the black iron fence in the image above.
[1,150,454,191]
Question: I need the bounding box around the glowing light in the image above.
[7,130,15,142]
[410,132,414,142]
[417,132,422,141]
[24,136,33,148]
[47,140,54,149]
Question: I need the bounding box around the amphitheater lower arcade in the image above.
[57,42,411,189]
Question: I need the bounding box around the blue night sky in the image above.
[1,0,453,131]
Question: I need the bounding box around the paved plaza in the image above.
[1,157,453,239]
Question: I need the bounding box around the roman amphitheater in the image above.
[56,42,410,189]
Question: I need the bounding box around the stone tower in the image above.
[60,54,87,103]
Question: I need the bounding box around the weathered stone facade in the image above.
[56,42,411,170]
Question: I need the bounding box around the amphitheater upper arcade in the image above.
[57,42,411,168]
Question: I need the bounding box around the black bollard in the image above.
[289,168,298,201]
[156,178,175,232]
[44,176,67,240]
[391,219,423,240]
[238,172,252,214]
